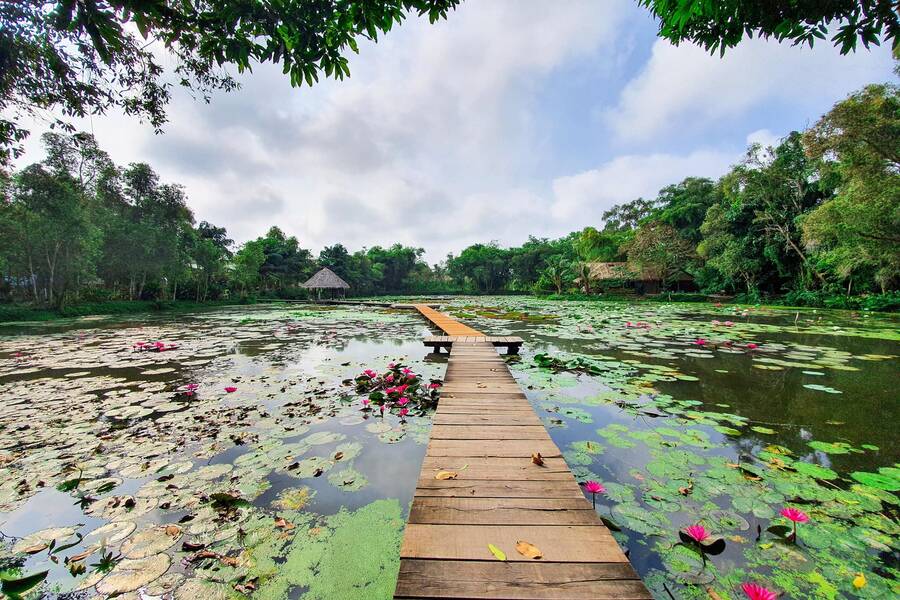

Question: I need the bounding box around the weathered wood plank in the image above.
[408,497,598,525]
[414,478,585,498]
[395,560,650,599]
[400,524,626,562]
[432,413,543,425]
[429,425,549,440]
[427,439,562,458]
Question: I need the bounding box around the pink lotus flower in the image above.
[385,387,397,395]
[712,319,721,325]
[625,321,633,328]
[780,507,809,542]
[693,338,707,346]
[583,481,605,494]
[396,384,409,392]
[684,524,710,543]
[746,343,759,350]
[397,397,409,406]
[724,321,734,326]
[362,398,370,408]
[363,369,377,378]
[380,403,387,414]
[399,407,409,418]
[780,507,809,523]
[428,382,441,389]
[741,582,777,600]
[224,386,237,393]
[154,341,165,348]
[388,362,396,368]
[386,374,394,382]
[402,367,412,375]
[582,480,605,508]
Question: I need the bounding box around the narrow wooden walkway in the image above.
[395,311,651,599]
[412,303,485,336]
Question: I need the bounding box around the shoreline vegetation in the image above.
[2,72,897,324]
[2,290,898,324]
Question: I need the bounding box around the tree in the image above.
[447,243,511,293]
[601,197,660,231]
[232,240,265,296]
[539,255,573,295]
[1,1,460,164]
[653,178,720,244]
[639,0,899,56]
[802,83,900,292]
[625,223,695,289]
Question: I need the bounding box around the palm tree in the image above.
[577,262,595,295]
[542,256,573,294]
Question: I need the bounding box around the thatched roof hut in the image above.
[301,268,349,298]
[577,262,693,295]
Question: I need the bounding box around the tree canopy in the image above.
[0,0,460,164]
[639,0,899,55]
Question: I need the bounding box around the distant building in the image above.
[301,267,350,300]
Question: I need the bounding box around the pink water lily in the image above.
[780,507,809,542]
[741,582,777,600]
[399,407,409,418]
[363,369,377,378]
[780,507,809,523]
[582,480,605,508]
[397,397,410,406]
[428,382,441,389]
[396,384,409,393]
[711,319,721,325]
[625,321,633,328]
[224,386,237,393]
[684,524,711,543]
[388,362,396,368]
[693,338,707,346]
[361,398,371,410]
[724,321,735,326]
[746,343,759,350]
[402,367,413,375]
[385,374,394,382]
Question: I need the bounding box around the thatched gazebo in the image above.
[301,267,350,300]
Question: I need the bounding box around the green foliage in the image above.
[0,0,460,164]
[639,0,899,56]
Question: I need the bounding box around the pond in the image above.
[1,299,898,599]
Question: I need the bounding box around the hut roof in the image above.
[301,267,350,289]
[580,262,692,282]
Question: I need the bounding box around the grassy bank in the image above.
[0,299,256,323]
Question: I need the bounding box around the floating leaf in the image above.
[1,570,49,596]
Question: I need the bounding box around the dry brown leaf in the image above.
[434,471,458,480]
[333,451,344,461]
[164,524,181,537]
[515,540,543,559]
[220,556,240,567]
[22,543,48,554]
[274,517,295,531]
[67,547,97,563]
[531,452,544,466]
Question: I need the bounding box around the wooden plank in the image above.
[408,497,597,525]
[395,561,650,599]
[427,439,562,458]
[432,413,542,425]
[400,524,626,562]
[430,425,550,440]
[414,478,585,498]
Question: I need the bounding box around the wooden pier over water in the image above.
[395,306,650,599]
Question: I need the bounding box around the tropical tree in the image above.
[625,223,695,289]
[802,82,900,292]
[540,255,573,295]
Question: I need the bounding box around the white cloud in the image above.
[745,128,781,149]
[605,38,894,142]
[550,149,735,222]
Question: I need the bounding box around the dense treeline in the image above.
[0,78,897,311]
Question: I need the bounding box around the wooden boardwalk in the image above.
[396,306,650,599]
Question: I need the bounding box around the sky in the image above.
[16,0,897,263]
